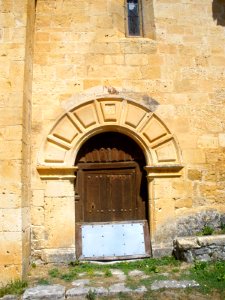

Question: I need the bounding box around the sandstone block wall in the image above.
[0,0,35,284]
[0,0,225,283]
[31,0,225,261]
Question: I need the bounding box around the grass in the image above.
[48,267,77,282]
[0,280,28,297]
[187,260,225,293]
[197,223,225,236]
[86,289,97,300]
[104,269,112,277]
[197,225,214,236]
[46,257,180,284]
[37,278,50,285]
[23,256,225,299]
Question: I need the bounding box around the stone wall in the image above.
[0,0,225,283]
[0,0,35,284]
[174,235,225,262]
[30,0,225,262]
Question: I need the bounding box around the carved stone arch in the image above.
[37,97,183,178]
[37,97,184,255]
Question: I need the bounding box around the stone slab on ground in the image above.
[71,279,90,287]
[66,286,108,299]
[0,296,19,300]
[110,269,126,280]
[22,285,65,300]
[151,280,199,291]
[66,287,89,298]
[108,283,147,294]
[128,270,145,277]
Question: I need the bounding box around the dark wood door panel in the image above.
[82,166,139,222]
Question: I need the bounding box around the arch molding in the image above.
[37,97,183,177]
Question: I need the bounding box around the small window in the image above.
[126,0,142,36]
[125,0,156,39]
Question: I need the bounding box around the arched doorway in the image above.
[75,132,150,259]
[37,96,183,261]
[75,132,148,223]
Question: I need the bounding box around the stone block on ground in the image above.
[22,285,65,300]
[128,270,145,277]
[151,280,199,291]
[71,279,90,287]
[108,283,147,294]
[66,286,108,299]
[110,269,126,280]
[0,296,19,300]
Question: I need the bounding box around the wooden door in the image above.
[75,132,148,223]
[76,162,145,223]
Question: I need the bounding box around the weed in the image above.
[48,268,60,278]
[37,278,50,285]
[125,276,140,290]
[0,280,28,297]
[202,225,214,235]
[109,256,179,275]
[69,260,80,267]
[104,269,112,277]
[197,225,214,236]
[140,274,168,288]
[86,289,96,300]
[172,268,179,273]
[194,261,207,271]
[189,260,225,293]
[59,269,77,282]
[220,222,225,234]
[87,269,95,277]
[117,292,130,299]
[31,262,36,268]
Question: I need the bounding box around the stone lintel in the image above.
[145,165,184,178]
[37,166,78,179]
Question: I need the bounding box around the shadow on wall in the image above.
[212,0,225,26]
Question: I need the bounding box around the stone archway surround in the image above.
[37,97,183,256]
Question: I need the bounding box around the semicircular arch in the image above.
[37,98,182,168]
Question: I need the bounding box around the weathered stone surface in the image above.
[197,235,225,247]
[108,283,132,294]
[128,270,145,277]
[66,286,108,299]
[174,235,225,262]
[41,248,75,263]
[110,269,126,281]
[177,210,222,237]
[72,279,90,287]
[22,285,65,300]
[0,296,19,300]
[175,237,200,250]
[108,283,147,294]
[151,280,199,291]
[66,287,89,297]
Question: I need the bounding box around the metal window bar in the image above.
[127,0,141,36]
